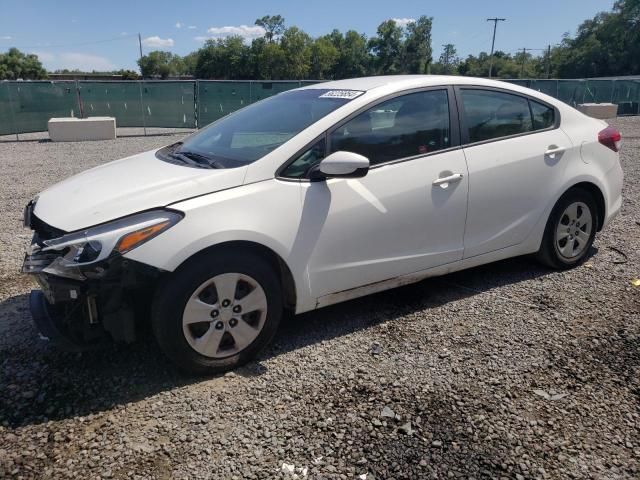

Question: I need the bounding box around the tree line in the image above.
[1,0,638,81]
[137,15,433,80]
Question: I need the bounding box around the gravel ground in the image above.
[0,119,639,479]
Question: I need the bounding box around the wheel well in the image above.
[567,182,606,231]
[176,241,297,311]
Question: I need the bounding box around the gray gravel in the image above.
[0,119,639,479]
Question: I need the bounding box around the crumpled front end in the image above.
[22,202,175,350]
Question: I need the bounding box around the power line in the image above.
[487,17,506,78]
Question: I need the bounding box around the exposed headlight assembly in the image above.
[26,210,183,279]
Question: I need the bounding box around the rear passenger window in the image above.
[530,100,554,130]
[330,90,450,166]
[461,89,533,143]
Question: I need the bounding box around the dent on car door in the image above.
[458,88,575,258]
[281,88,470,299]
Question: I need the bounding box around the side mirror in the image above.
[311,151,370,180]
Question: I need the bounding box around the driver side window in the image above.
[280,138,326,178]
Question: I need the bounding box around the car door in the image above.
[280,88,469,299]
[456,87,577,258]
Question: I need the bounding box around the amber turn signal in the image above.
[115,221,171,254]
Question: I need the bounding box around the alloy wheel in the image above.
[182,273,268,358]
[555,201,593,259]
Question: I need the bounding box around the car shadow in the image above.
[0,251,597,428]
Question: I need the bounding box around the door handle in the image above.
[433,173,464,187]
[545,146,566,156]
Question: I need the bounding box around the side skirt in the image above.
[309,241,540,312]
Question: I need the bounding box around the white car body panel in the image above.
[31,75,624,314]
[303,149,469,298]
[461,127,577,258]
[33,150,248,231]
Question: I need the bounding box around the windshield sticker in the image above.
[319,90,364,100]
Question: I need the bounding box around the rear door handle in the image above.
[545,146,566,156]
[433,173,464,187]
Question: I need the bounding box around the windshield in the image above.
[157,88,362,169]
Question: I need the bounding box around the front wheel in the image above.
[536,188,598,269]
[152,251,283,374]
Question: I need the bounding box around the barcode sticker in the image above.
[319,90,364,100]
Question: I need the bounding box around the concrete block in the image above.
[577,103,618,120]
[48,117,116,142]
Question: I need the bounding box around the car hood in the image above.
[33,148,247,232]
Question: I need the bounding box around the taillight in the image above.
[598,126,622,152]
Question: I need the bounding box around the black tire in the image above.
[152,250,283,375]
[536,187,598,269]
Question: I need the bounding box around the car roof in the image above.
[300,75,521,92]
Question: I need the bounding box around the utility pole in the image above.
[519,48,530,78]
[545,44,552,79]
[137,33,147,136]
[138,33,144,71]
[487,17,506,78]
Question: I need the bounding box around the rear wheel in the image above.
[536,188,598,269]
[152,251,283,374]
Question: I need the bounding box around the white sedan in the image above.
[23,76,623,373]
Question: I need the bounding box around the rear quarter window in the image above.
[530,100,555,130]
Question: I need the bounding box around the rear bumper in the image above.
[603,161,624,229]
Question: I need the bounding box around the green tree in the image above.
[251,38,287,79]
[182,51,198,76]
[138,51,181,79]
[369,20,403,74]
[403,16,433,74]
[330,30,372,78]
[0,48,47,80]
[114,69,140,79]
[194,37,250,79]
[310,36,339,79]
[255,15,285,43]
[431,45,460,75]
[548,0,640,77]
[280,27,312,78]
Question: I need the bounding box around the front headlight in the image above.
[39,209,183,268]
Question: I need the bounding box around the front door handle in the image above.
[545,146,566,156]
[433,173,464,187]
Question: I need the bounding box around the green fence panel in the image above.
[3,77,640,136]
[78,81,144,127]
[584,79,615,103]
[141,81,196,128]
[78,81,196,128]
[250,81,300,102]
[196,80,319,127]
[0,81,78,135]
[612,80,640,115]
[505,79,530,88]
[197,81,252,127]
[528,79,559,98]
[0,83,15,136]
[557,80,587,107]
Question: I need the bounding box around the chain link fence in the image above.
[1,78,639,137]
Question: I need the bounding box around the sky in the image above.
[0,0,616,72]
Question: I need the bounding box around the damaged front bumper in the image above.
[24,251,162,350]
[22,210,167,350]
